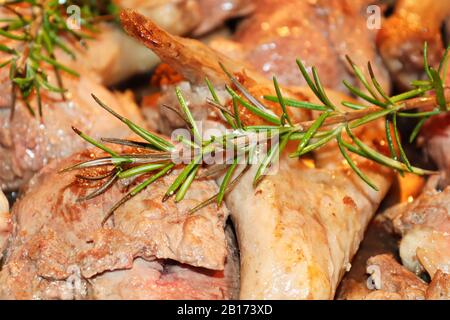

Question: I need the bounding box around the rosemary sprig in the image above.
[65,43,448,222]
[0,0,117,117]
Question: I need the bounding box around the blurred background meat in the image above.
[192,0,254,36]
[377,0,450,89]
[84,0,255,85]
[209,0,390,92]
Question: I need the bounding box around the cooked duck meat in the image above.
[0,147,234,299]
[208,0,390,92]
[0,190,11,261]
[377,0,450,89]
[383,187,450,278]
[91,226,239,299]
[225,151,392,299]
[121,10,394,299]
[426,270,450,300]
[343,254,428,300]
[341,255,450,300]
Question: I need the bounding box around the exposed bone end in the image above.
[119,9,262,85]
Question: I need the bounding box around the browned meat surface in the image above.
[91,226,239,299]
[121,10,394,299]
[377,0,450,89]
[119,0,253,37]
[426,270,450,300]
[341,255,450,300]
[365,254,428,300]
[88,225,239,299]
[344,254,428,300]
[384,187,450,278]
[0,148,233,299]
[210,0,389,91]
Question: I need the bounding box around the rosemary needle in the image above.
[68,42,449,217]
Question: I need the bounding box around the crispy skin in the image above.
[0,149,231,299]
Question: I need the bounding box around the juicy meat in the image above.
[426,270,450,300]
[0,190,11,261]
[91,226,239,299]
[347,254,428,300]
[0,148,233,299]
[120,10,394,299]
[377,0,450,89]
[366,254,428,300]
[341,255,450,300]
[210,0,390,91]
[226,146,392,299]
[384,187,450,278]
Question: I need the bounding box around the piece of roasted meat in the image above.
[0,147,239,299]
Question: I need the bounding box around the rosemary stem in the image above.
[293,88,450,131]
